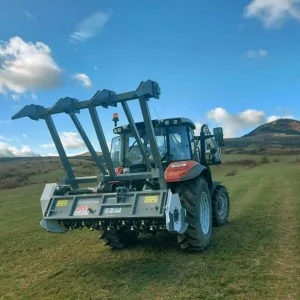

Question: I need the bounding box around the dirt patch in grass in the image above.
[225,170,237,177]
[224,159,258,170]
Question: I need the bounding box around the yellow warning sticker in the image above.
[56,200,68,207]
[144,195,159,203]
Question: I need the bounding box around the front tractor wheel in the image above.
[212,185,230,226]
[100,228,138,249]
[175,176,212,251]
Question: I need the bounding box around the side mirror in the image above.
[213,127,224,147]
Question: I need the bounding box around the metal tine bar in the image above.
[11,92,139,119]
[10,80,162,183]
[12,80,161,120]
[44,116,78,189]
[121,102,152,171]
[69,113,107,175]
[89,107,116,177]
[74,91,136,110]
[139,98,167,189]
[43,96,108,175]
[11,104,47,120]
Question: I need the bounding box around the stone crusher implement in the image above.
[12,80,230,251]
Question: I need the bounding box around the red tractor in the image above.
[12,80,230,251]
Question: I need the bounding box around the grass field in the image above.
[0,154,300,299]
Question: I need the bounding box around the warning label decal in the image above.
[74,205,89,216]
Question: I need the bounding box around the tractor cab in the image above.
[110,117,196,171]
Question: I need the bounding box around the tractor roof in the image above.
[113,117,196,134]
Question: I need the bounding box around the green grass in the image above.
[0,156,300,299]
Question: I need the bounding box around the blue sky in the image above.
[0,0,300,156]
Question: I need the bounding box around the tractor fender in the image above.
[164,161,212,187]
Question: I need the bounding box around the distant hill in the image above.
[224,118,300,155]
[243,118,300,137]
[77,151,102,157]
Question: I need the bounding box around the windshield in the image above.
[110,127,167,167]
[126,127,167,165]
[111,136,121,167]
[168,125,191,161]
[110,125,192,167]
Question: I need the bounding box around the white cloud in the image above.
[25,10,37,20]
[71,73,92,87]
[11,94,20,101]
[194,122,203,135]
[31,92,37,100]
[206,107,297,137]
[267,114,294,122]
[41,131,86,150]
[22,133,27,138]
[43,152,59,157]
[69,11,112,43]
[60,131,97,150]
[0,36,62,94]
[244,0,300,29]
[0,141,39,157]
[41,143,54,149]
[245,49,269,59]
[207,107,266,138]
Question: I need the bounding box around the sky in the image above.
[0,0,300,157]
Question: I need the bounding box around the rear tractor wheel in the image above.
[212,185,230,226]
[175,176,212,251]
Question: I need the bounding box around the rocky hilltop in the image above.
[243,119,300,137]
[224,119,300,155]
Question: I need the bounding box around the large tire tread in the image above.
[212,185,230,227]
[175,176,212,252]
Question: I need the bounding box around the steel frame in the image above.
[12,80,167,190]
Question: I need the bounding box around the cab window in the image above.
[168,126,191,161]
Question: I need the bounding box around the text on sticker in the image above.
[144,195,159,203]
[56,200,68,207]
